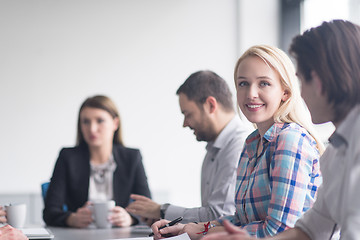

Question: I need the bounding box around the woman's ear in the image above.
[113,117,120,131]
[281,89,290,102]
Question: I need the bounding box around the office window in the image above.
[302,0,360,30]
[300,0,360,144]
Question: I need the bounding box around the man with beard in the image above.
[127,70,251,224]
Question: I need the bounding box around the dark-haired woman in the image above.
[43,95,151,228]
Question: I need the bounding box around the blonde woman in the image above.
[151,45,323,239]
[202,19,360,240]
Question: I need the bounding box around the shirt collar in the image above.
[328,105,360,148]
[245,122,287,157]
[206,116,242,150]
[263,122,287,142]
[245,122,287,144]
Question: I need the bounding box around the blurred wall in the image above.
[0,0,280,211]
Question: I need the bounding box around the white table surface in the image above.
[48,225,152,240]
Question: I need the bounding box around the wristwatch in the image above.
[160,203,170,219]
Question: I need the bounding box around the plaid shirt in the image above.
[221,122,321,237]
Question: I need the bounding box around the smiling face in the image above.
[235,56,288,133]
[178,93,216,142]
[80,107,119,148]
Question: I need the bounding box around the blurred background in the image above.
[0,0,358,225]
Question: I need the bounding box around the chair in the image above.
[41,181,68,211]
[41,182,50,203]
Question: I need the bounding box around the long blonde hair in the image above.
[234,45,325,154]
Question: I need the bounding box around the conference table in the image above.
[48,225,153,240]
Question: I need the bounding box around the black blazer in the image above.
[43,144,151,227]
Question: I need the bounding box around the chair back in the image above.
[41,182,50,203]
[41,181,68,211]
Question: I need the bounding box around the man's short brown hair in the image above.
[176,70,234,112]
[290,20,360,122]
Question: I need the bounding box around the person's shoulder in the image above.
[276,122,309,136]
[59,146,84,154]
[232,117,253,133]
[58,146,87,158]
[113,144,141,154]
[113,144,142,163]
[60,146,80,151]
[274,122,316,146]
[60,146,87,153]
[55,146,88,165]
[113,145,143,168]
[230,119,253,141]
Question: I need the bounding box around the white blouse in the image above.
[88,154,116,202]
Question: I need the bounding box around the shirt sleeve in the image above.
[218,147,250,225]
[165,166,235,223]
[295,184,339,240]
[43,148,72,226]
[165,138,241,223]
[242,128,320,237]
[341,150,360,239]
[131,150,152,199]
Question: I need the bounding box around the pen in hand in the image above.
[149,217,183,237]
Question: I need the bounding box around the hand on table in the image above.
[178,222,210,240]
[109,206,133,227]
[66,201,93,228]
[0,225,28,240]
[126,194,161,219]
[0,206,6,224]
[202,220,252,240]
[151,219,184,240]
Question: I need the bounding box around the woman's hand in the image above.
[66,202,93,228]
[109,206,133,227]
[126,194,161,219]
[0,206,6,223]
[151,219,184,239]
[179,222,218,240]
[0,225,28,240]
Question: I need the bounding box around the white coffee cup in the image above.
[92,200,115,228]
[6,203,27,228]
